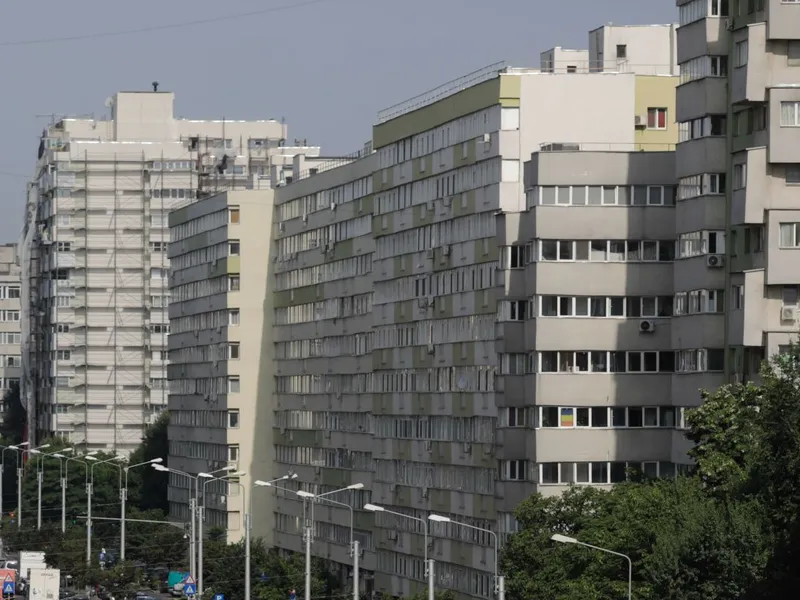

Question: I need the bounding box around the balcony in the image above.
[767,0,800,40]
[676,77,729,122]
[677,18,729,63]
[768,91,800,163]
[676,136,727,177]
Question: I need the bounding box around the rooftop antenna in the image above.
[152,81,159,92]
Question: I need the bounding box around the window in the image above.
[503,407,527,427]
[228,445,240,461]
[498,300,529,321]
[679,115,726,141]
[56,350,70,360]
[566,65,577,73]
[228,241,240,256]
[616,44,627,59]
[674,289,725,315]
[227,410,240,428]
[229,207,240,223]
[732,285,744,309]
[228,377,240,393]
[735,40,749,67]
[733,163,747,189]
[150,214,167,228]
[787,165,800,185]
[149,241,166,252]
[676,349,725,372]
[539,239,674,262]
[57,214,71,226]
[780,223,800,247]
[150,268,167,279]
[228,276,240,291]
[56,242,71,252]
[647,108,667,130]
[500,460,528,481]
[781,101,800,127]
[56,324,69,333]
[500,246,525,269]
[7,286,20,299]
[678,231,725,257]
[539,295,672,318]
[538,350,675,373]
[228,343,240,360]
[228,309,240,325]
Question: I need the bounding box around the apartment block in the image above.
[271,26,679,600]
[167,190,275,541]
[20,88,318,452]
[673,0,800,393]
[0,245,21,409]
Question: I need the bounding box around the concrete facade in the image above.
[21,89,319,452]
[167,190,275,542]
[0,245,21,414]
[270,26,679,600]
[674,0,800,391]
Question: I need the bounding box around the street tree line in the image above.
[500,345,800,600]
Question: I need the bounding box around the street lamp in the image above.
[52,452,98,533]
[551,534,632,600]
[429,514,505,600]
[86,455,125,565]
[240,475,297,600]
[120,458,163,562]
[37,449,83,532]
[1,442,28,528]
[286,483,363,600]
[22,443,51,530]
[153,463,201,579]
[366,503,434,600]
[196,469,247,598]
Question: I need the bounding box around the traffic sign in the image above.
[213,595,224,600]
[3,575,15,596]
[183,575,196,596]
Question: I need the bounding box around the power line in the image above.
[0,0,341,47]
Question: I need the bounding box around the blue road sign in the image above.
[213,595,224,600]
[3,575,15,596]
[183,576,196,596]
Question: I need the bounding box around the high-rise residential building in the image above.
[20,88,318,452]
[271,24,679,600]
[0,244,22,412]
[167,189,277,541]
[673,0,800,396]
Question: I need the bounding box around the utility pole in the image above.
[86,481,92,565]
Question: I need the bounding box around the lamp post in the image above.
[153,464,200,579]
[284,483,364,600]
[1,443,28,528]
[34,448,78,533]
[429,514,505,600]
[86,455,125,565]
[240,475,297,600]
[551,534,632,600]
[20,443,51,530]
[366,504,434,600]
[197,468,244,598]
[53,452,97,533]
[120,458,163,562]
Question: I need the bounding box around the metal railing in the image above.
[538,141,677,152]
[537,60,676,76]
[376,62,506,124]
[294,142,374,182]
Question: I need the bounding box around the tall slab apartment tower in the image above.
[20,89,316,451]
[674,0,800,389]
[271,25,680,600]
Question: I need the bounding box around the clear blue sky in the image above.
[0,0,677,242]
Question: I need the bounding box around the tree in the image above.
[127,412,169,513]
[201,540,342,600]
[502,479,769,600]
[1,380,25,445]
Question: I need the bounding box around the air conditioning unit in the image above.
[442,245,451,256]
[426,249,435,259]
[726,17,735,31]
[781,306,796,322]
[639,319,656,333]
[706,254,725,268]
[418,298,429,309]
[634,115,646,127]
